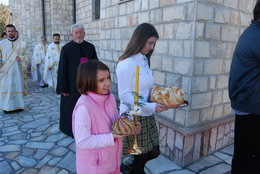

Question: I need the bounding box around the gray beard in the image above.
[74,39,83,44]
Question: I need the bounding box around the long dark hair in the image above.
[118,23,159,66]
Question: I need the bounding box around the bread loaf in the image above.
[112,116,136,135]
[150,86,184,107]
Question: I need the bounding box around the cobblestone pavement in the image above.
[0,79,233,174]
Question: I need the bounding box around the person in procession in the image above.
[73,60,141,174]
[116,23,168,174]
[229,1,260,174]
[43,33,62,90]
[0,24,29,112]
[31,36,48,88]
[56,24,98,137]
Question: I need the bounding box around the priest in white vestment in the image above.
[31,36,48,87]
[0,24,29,112]
[43,33,63,90]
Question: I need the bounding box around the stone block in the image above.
[161,107,175,120]
[150,9,163,24]
[214,8,230,24]
[191,77,208,93]
[201,107,214,122]
[182,76,191,93]
[238,0,255,12]
[193,133,202,161]
[141,0,149,10]
[215,139,223,150]
[126,1,134,14]
[217,125,224,141]
[165,73,182,88]
[224,0,238,9]
[169,40,183,57]
[204,59,223,75]
[240,12,252,27]
[222,134,230,147]
[216,75,228,89]
[127,15,134,26]
[195,41,210,58]
[221,26,240,42]
[174,58,192,75]
[153,70,165,85]
[155,39,168,55]
[223,59,231,73]
[164,24,174,39]
[151,55,162,70]
[225,43,236,59]
[212,90,223,105]
[134,0,142,12]
[160,0,177,6]
[222,89,229,103]
[195,22,204,40]
[209,128,217,152]
[159,126,167,147]
[175,22,194,39]
[118,16,127,27]
[202,130,210,156]
[149,0,160,9]
[145,155,181,174]
[200,163,230,174]
[213,105,224,119]
[183,135,194,164]
[224,123,231,135]
[162,57,173,72]
[205,23,221,41]
[183,41,192,58]
[194,59,204,76]
[223,103,233,116]
[175,132,184,150]
[163,6,186,22]
[167,128,176,151]
[191,92,212,109]
[186,2,195,21]
[209,76,216,90]
[187,110,200,126]
[155,24,164,39]
[196,3,214,21]
[175,109,187,125]
[138,11,149,24]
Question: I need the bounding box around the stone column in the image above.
[154,0,255,166]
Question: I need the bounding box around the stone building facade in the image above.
[9,0,256,166]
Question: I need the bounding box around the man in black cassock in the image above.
[56,24,98,137]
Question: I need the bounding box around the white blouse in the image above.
[116,53,156,116]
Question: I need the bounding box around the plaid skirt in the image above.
[122,115,159,155]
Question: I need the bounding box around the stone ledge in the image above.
[156,114,235,166]
[155,114,235,136]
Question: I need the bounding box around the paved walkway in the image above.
[0,79,233,174]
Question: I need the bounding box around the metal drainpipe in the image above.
[73,0,76,23]
[41,0,46,36]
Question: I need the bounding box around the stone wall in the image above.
[9,0,43,54]
[8,0,74,55]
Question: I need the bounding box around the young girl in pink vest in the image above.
[72,60,124,174]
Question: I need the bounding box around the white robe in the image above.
[43,42,62,90]
[0,39,29,111]
[31,42,48,86]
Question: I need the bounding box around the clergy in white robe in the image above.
[31,36,48,87]
[43,33,62,90]
[0,24,29,112]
